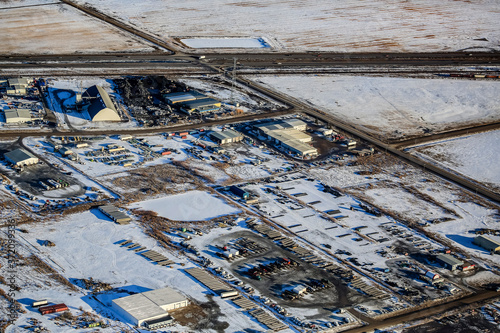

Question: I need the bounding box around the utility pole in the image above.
[230,57,237,106]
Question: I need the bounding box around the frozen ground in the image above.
[181,37,270,49]
[128,190,240,221]
[251,75,500,139]
[7,211,267,332]
[410,130,500,193]
[46,77,138,130]
[0,1,155,54]
[75,0,500,52]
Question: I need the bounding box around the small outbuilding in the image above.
[291,284,308,296]
[473,235,500,254]
[4,148,39,167]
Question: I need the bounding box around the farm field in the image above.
[251,74,500,139]
[75,0,500,52]
[0,1,155,54]
[410,130,500,194]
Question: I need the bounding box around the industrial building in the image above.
[4,109,31,123]
[82,85,121,122]
[473,235,500,253]
[436,254,464,271]
[163,91,205,105]
[98,205,131,224]
[4,77,32,96]
[111,287,188,328]
[4,148,39,167]
[254,119,317,159]
[209,130,244,145]
[181,97,221,114]
[230,185,250,200]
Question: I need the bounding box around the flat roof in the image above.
[142,287,186,309]
[210,129,243,141]
[4,108,31,120]
[436,254,464,266]
[113,293,166,323]
[113,287,186,322]
[4,148,38,163]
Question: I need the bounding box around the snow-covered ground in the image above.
[181,37,271,49]
[128,190,240,221]
[0,2,155,55]
[75,0,500,52]
[251,75,500,139]
[7,211,269,332]
[410,130,500,193]
[45,77,139,130]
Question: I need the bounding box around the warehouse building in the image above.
[4,109,32,123]
[4,78,32,96]
[473,235,500,254]
[436,254,464,271]
[98,205,131,224]
[111,287,188,328]
[4,148,39,167]
[82,85,121,122]
[230,185,250,200]
[163,91,205,105]
[254,119,317,159]
[209,130,244,145]
[181,97,221,115]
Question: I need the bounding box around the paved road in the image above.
[343,290,500,333]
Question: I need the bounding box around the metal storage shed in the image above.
[473,235,500,253]
[436,254,463,271]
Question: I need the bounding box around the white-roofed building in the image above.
[111,287,188,327]
[4,109,31,123]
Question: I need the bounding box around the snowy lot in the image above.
[75,0,500,52]
[251,75,500,139]
[180,37,271,49]
[0,2,155,55]
[45,77,138,130]
[128,190,240,221]
[6,212,269,332]
[410,130,500,193]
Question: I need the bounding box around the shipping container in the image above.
[181,136,188,139]
[162,151,172,155]
[178,132,189,136]
[32,300,48,308]
[39,303,69,315]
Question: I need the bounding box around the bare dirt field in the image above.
[0,2,156,55]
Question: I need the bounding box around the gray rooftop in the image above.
[4,148,38,163]
[4,108,31,120]
[436,254,464,266]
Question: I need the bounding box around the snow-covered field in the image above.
[251,75,500,139]
[181,37,271,49]
[128,190,241,221]
[410,130,500,193]
[75,0,500,52]
[7,211,268,332]
[0,2,155,54]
